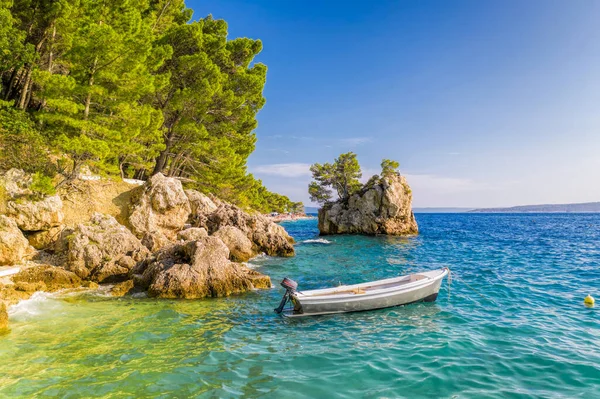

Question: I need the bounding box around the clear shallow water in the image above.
[1,214,600,398]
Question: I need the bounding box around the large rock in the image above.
[26,226,63,250]
[318,173,418,235]
[6,195,64,231]
[0,169,32,198]
[0,215,36,266]
[129,173,191,241]
[177,227,208,242]
[66,213,149,282]
[196,202,295,257]
[213,226,254,262]
[185,189,217,227]
[11,265,82,293]
[132,236,271,299]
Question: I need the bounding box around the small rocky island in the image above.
[309,154,418,236]
[319,173,418,235]
[0,170,295,332]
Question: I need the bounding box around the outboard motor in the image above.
[274,277,298,314]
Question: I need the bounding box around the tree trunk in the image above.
[48,24,56,73]
[84,57,98,120]
[17,65,32,109]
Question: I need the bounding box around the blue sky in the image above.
[189,0,600,207]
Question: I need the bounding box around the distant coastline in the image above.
[469,202,600,213]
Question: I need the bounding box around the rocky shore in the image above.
[318,173,418,235]
[0,170,295,332]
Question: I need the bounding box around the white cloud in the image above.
[252,163,312,177]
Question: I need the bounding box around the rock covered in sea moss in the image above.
[128,173,191,241]
[0,215,36,266]
[318,173,418,235]
[110,279,135,297]
[132,236,271,299]
[11,265,82,292]
[0,302,8,334]
[65,213,149,282]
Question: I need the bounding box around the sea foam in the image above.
[301,238,332,244]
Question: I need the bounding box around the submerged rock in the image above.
[65,213,149,282]
[129,173,191,241]
[213,226,254,262]
[318,173,418,235]
[132,236,271,299]
[0,215,35,266]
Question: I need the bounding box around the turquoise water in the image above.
[1,214,600,398]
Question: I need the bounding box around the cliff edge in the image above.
[318,173,418,235]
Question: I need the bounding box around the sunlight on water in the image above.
[1,214,600,398]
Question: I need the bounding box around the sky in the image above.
[189,0,600,208]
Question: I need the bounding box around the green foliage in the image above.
[0,1,290,212]
[381,159,400,177]
[309,152,362,204]
[0,106,53,174]
[30,172,55,197]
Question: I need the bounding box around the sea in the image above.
[1,214,599,398]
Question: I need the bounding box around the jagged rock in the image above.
[6,195,64,231]
[132,236,271,299]
[197,202,295,257]
[26,226,63,250]
[318,173,418,235]
[0,215,36,266]
[0,169,32,198]
[213,226,254,262]
[110,279,134,296]
[177,227,208,242]
[129,173,191,241]
[141,231,171,252]
[65,213,149,283]
[185,189,217,227]
[11,265,82,292]
[0,302,8,334]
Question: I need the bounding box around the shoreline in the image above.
[266,213,316,223]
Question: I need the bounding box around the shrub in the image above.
[30,172,56,198]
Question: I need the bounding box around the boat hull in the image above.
[284,269,447,317]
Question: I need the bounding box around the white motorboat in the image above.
[274,268,448,317]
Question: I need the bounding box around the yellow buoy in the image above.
[584,294,595,307]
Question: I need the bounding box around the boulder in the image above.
[132,236,271,299]
[318,173,418,235]
[177,227,208,242]
[0,302,8,334]
[185,189,217,227]
[110,279,134,297]
[197,202,295,257]
[0,169,32,198]
[11,265,82,292]
[0,215,36,266]
[26,226,63,250]
[213,226,254,262]
[65,213,149,283]
[6,195,64,231]
[129,173,191,241]
[141,231,172,252]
